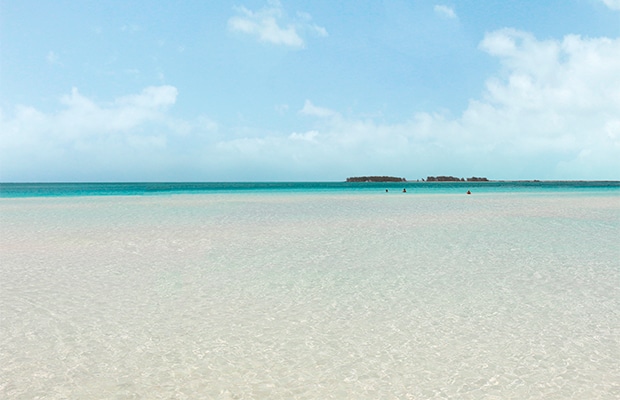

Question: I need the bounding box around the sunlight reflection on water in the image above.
[1,193,619,398]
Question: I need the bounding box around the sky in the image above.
[1,0,619,182]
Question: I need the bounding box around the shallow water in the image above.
[1,192,619,398]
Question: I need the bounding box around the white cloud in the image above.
[478,29,620,113]
[115,85,178,109]
[299,100,337,118]
[297,11,328,37]
[228,2,327,47]
[48,86,178,138]
[229,7,303,47]
[289,130,318,142]
[0,86,216,181]
[602,0,620,10]
[2,31,619,181]
[434,5,457,19]
[259,30,618,179]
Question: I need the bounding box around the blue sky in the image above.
[1,0,619,181]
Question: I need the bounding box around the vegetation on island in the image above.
[425,176,488,182]
[346,175,489,182]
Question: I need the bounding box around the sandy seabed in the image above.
[1,193,619,399]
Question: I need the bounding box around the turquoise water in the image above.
[1,188,619,398]
[1,180,619,197]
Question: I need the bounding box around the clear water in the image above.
[1,180,619,197]
[1,187,619,398]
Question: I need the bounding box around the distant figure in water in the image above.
[467,190,471,195]
[402,188,407,193]
[386,189,388,192]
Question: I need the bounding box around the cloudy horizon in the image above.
[1,1,619,182]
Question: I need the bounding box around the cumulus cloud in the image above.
[228,1,327,47]
[299,100,337,118]
[208,29,620,180]
[434,5,457,19]
[289,130,319,142]
[51,85,178,138]
[0,86,211,181]
[2,30,619,181]
[343,29,620,179]
[478,29,620,113]
[471,30,620,176]
[602,0,620,10]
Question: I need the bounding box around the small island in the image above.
[426,176,488,182]
[346,175,489,182]
[346,176,407,182]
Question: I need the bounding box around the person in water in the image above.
[467,190,471,195]
[402,188,407,193]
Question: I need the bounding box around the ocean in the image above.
[1,182,619,398]
[1,180,619,197]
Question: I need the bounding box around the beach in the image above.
[1,191,619,398]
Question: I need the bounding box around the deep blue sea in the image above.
[1,181,618,197]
